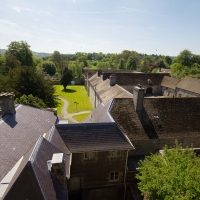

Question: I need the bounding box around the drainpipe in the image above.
[123,150,129,200]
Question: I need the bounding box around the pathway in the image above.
[58,97,91,123]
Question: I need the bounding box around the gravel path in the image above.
[58,97,91,123]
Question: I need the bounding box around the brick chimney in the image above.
[133,85,145,112]
[110,74,117,86]
[50,153,66,188]
[0,92,16,118]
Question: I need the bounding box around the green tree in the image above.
[60,67,73,89]
[42,61,56,76]
[5,41,33,67]
[126,56,136,70]
[170,63,187,78]
[136,142,200,200]
[77,55,88,68]
[15,94,47,108]
[164,56,172,66]
[174,49,193,67]
[118,58,126,70]
[8,66,56,107]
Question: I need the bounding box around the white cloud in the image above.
[11,7,21,13]
[118,6,177,18]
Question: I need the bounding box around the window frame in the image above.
[84,152,96,160]
[111,150,121,158]
[109,171,119,182]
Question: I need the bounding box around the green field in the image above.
[72,113,90,122]
[54,85,92,115]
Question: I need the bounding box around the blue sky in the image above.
[0,0,200,56]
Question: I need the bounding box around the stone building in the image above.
[161,76,180,97]
[86,70,169,108]
[161,76,200,97]
[0,92,135,200]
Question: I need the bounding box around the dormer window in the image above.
[111,150,121,158]
[84,152,95,160]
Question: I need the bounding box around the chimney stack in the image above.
[50,153,66,188]
[110,74,117,86]
[97,69,102,77]
[0,92,16,118]
[133,86,145,112]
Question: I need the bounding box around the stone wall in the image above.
[161,86,175,97]
[69,151,127,187]
[176,88,200,97]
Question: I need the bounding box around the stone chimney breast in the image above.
[133,86,145,112]
[0,92,16,118]
[110,74,117,86]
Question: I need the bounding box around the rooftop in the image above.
[53,123,134,153]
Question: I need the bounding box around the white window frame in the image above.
[109,171,119,182]
[111,150,121,158]
[84,152,95,160]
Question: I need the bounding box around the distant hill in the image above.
[0,49,52,58]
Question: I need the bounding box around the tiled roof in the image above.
[102,73,169,86]
[99,85,133,104]
[89,74,103,87]
[3,137,69,200]
[161,76,180,89]
[176,77,200,94]
[143,97,200,137]
[110,99,148,140]
[0,105,58,182]
[54,123,134,153]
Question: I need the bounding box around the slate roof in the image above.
[0,104,58,182]
[3,136,69,200]
[83,100,114,123]
[53,123,134,153]
[161,76,180,89]
[176,76,200,94]
[143,97,200,137]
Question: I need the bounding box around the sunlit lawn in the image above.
[54,85,92,114]
[72,113,90,122]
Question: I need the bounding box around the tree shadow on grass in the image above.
[62,88,76,93]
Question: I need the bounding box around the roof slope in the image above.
[83,100,113,123]
[143,97,200,137]
[3,137,68,200]
[176,77,200,94]
[109,99,147,140]
[102,73,169,86]
[99,85,133,104]
[161,76,180,89]
[0,105,58,181]
[54,123,134,153]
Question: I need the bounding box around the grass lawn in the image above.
[72,113,90,122]
[54,85,93,114]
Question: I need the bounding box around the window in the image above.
[84,152,95,160]
[109,172,119,182]
[111,150,121,158]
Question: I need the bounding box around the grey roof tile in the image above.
[0,105,58,182]
[54,123,134,153]
[3,137,69,200]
